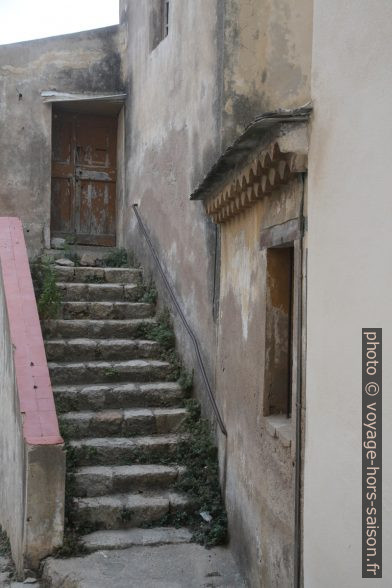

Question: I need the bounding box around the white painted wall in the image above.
[305,1,392,586]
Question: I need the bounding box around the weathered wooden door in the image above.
[51,111,117,246]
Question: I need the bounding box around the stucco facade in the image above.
[304,1,392,586]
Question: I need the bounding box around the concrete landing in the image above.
[42,543,245,588]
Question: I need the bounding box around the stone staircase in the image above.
[43,264,194,552]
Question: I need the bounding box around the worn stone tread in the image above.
[60,407,187,437]
[74,464,185,497]
[81,527,192,552]
[43,318,156,339]
[54,266,143,284]
[69,434,185,465]
[74,490,191,529]
[42,544,245,587]
[57,282,143,302]
[45,338,160,361]
[53,381,185,412]
[48,359,172,384]
[61,301,154,320]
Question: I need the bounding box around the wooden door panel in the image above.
[51,178,74,233]
[51,112,117,246]
[52,113,73,178]
[76,116,117,169]
[78,180,116,245]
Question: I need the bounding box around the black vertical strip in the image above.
[362,328,382,578]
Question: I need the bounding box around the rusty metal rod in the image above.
[132,204,227,436]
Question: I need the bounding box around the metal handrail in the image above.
[132,204,227,436]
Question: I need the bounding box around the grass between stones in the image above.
[139,399,228,548]
[102,248,128,268]
[0,527,11,558]
[31,259,62,320]
[60,401,228,550]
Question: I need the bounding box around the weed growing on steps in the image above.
[178,369,194,394]
[54,428,86,557]
[0,526,15,581]
[82,275,106,284]
[104,367,120,379]
[61,238,81,266]
[103,248,128,268]
[54,425,100,557]
[0,527,11,557]
[175,399,227,547]
[120,507,134,523]
[111,305,225,545]
[139,279,158,304]
[134,310,194,393]
[31,259,62,320]
[135,309,175,350]
[140,399,227,547]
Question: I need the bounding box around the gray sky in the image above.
[0,0,119,45]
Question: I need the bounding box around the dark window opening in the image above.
[264,245,295,418]
[162,0,169,38]
[151,0,170,51]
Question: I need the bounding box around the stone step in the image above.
[57,282,143,302]
[74,491,191,530]
[48,359,173,385]
[74,464,185,497]
[60,408,187,438]
[81,527,192,552]
[69,434,183,466]
[45,338,161,362]
[45,245,117,265]
[53,382,185,413]
[43,318,156,339]
[60,301,154,320]
[54,266,142,284]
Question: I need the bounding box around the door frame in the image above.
[44,92,126,249]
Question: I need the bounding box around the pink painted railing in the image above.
[0,217,63,445]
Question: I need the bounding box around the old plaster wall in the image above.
[0,262,25,577]
[120,1,312,585]
[119,0,222,410]
[222,0,313,145]
[217,178,302,588]
[0,25,123,257]
[305,1,392,586]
